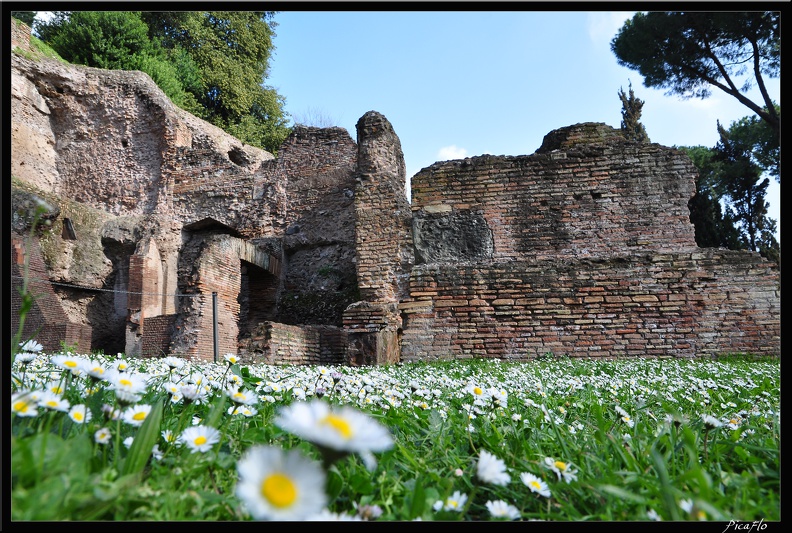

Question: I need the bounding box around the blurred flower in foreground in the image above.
[236,445,327,521]
[19,340,43,354]
[486,500,521,520]
[476,450,510,486]
[275,399,393,470]
[11,392,39,417]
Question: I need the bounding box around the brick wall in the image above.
[141,314,177,358]
[10,234,92,353]
[246,322,346,365]
[10,18,31,51]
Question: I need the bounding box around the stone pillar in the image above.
[343,111,414,365]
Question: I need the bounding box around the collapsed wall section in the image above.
[411,123,698,262]
[403,123,780,360]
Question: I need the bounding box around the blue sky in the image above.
[264,9,780,241]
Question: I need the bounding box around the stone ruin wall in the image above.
[10,20,781,363]
[402,126,780,360]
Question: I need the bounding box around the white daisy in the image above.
[19,339,43,353]
[227,385,258,405]
[162,356,186,370]
[106,370,148,404]
[51,354,87,376]
[37,390,70,412]
[520,471,552,497]
[68,404,92,424]
[224,353,240,365]
[433,490,468,512]
[178,425,221,453]
[11,391,39,417]
[476,450,510,486]
[485,500,521,520]
[94,427,112,444]
[236,445,328,521]
[543,457,579,483]
[122,404,152,427]
[274,400,393,469]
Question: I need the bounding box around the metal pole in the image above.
[212,291,218,364]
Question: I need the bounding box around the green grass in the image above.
[10,350,780,521]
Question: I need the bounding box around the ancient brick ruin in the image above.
[10,21,780,364]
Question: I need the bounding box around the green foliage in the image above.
[680,115,780,263]
[47,11,151,70]
[33,10,292,154]
[611,12,780,140]
[682,145,742,250]
[11,352,780,521]
[713,121,780,262]
[618,82,650,143]
[12,11,37,26]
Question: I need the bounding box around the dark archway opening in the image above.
[238,259,278,340]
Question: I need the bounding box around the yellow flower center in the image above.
[73,411,84,421]
[120,378,132,387]
[262,473,297,508]
[133,411,146,421]
[14,401,29,412]
[554,460,567,471]
[530,480,542,491]
[321,414,353,439]
[46,401,58,408]
[473,387,483,395]
[194,436,207,446]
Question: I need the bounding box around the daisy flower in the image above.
[178,425,221,453]
[107,371,148,405]
[162,429,179,446]
[80,359,108,381]
[236,445,328,521]
[701,414,723,429]
[520,472,552,497]
[274,400,393,470]
[15,351,37,365]
[227,385,258,405]
[95,427,112,444]
[122,404,152,427]
[19,339,43,353]
[37,390,70,412]
[465,382,490,403]
[543,457,579,483]
[485,500,521,520]
[476,450,510,486]
[51,354,86,376]
[224,353,239,365]
[433,491,468,512]
[229,405,259,417]
[180,384,208,405]
[68,404,92,424]
[161,356,186,370]
[11,391,39,417]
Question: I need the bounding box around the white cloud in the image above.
[437,145,468,161]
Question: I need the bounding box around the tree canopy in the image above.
[34,11,291,154]
[611,12,780,140]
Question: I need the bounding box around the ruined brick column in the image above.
[343,111,414,365]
